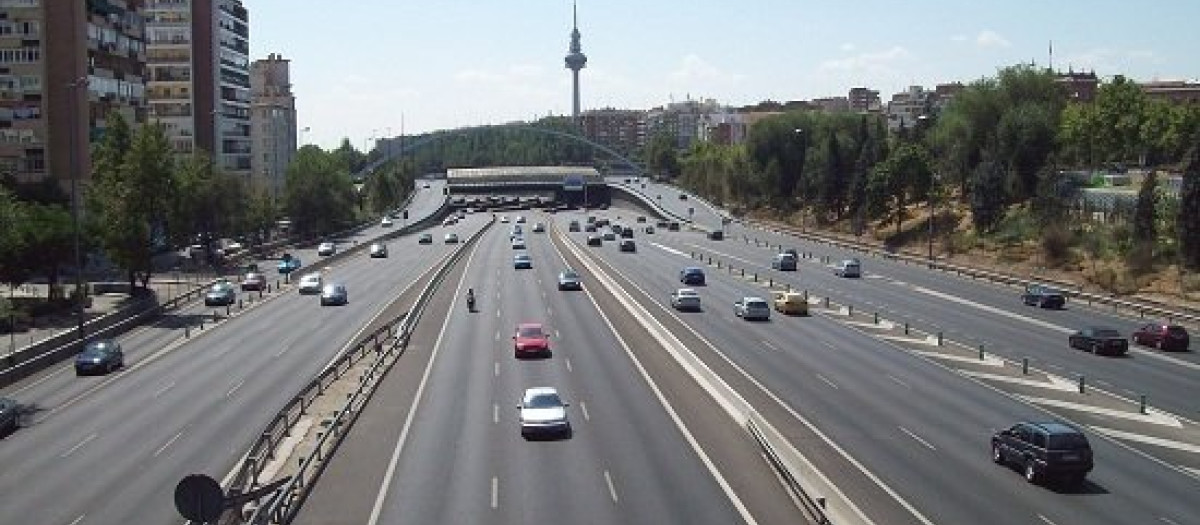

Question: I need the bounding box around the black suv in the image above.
[1022,283,1066,309]
[992,421,1093,486]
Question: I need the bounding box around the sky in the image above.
[247,0,1200,150]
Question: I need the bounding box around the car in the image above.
[75,339,124,375]
[656,220,669,228]
[418,233,433,244]
[204,282,236,306]
[992,421,1093,486]
[422,182,430,189]
[511,237,526,250]
[513,322,551,357]
[584,223,597,232]
[297,272,324,294]
[317,242,336,256]
[277,253,302,274]
[619,239,636,252]
[1068,326,1129,356]
[620,227,634,239]
[568,220,581,232]
[0,397,18,434]
[670,288,702,311]
[513,253,533,269]
[443,217,457,227]
[773,291,808,315]
[680,267,706,285]
[532,222,546,233]
[772,253,798,271]
[734,297,771,320]
[1131,323,1190,351]
[516,215,527,224]
[499,216,510,223]
[557,270,582,291]
[679,193,688,200]
[602,231,616,241]
[668,222,681,231]
[833,258,861,278]
[586,235,603,247]
[637,215,647,223]
[369,242,388,258]
[320,283,349,306]
[644,226,655,234]
[517,387,571,439]
[381,217,393,227]
[1022,284,1066,308]
[510,225,523,238]
[707,230,725,240]
[444,233,459,244]
[240,272,266,291]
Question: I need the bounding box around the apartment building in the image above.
[848,87,881,113]
[578,108,643,158]
[0,0,147,189]
[249,53,296,199]
[145,0,250,177]
[1056,70,1098,103]
[886,85,932,132]
[1141,80,1200,105]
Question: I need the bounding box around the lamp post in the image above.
[67,76,89,341]
[793,128,805,230]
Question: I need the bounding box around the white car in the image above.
[833,259,862,278]
[442,217,457,227]
[381,217,393,227]
[499,216,510,223]
[670,288,702,311]
[518,387,571,439]
[734,296,771,321]
[317,242,336,256]
[532,222,546,233]
[516,215,527,224]
[511,237,526,250]
[297,273,323,294]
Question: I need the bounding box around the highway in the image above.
[0,182,453,525]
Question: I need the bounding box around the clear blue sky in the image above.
[247,0,1200,149]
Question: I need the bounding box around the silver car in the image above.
[734,296,771,321]
[320,283,348,306]
[670,288,702,311]
[517,387,571,439]
[369,242,388,258]
[297,273,323,294]
[317,242,336,256]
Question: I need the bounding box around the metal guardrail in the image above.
[746,220,1200,326]
[235,215,490,524]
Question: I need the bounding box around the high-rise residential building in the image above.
[848,87,881,113]
[886,85,932,132]
[579,108,643,158]
[145,0,250,177]
[250,53,296,199]
[0,1,147,189]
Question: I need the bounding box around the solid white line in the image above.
[1038,514,1059,525]
[225,379,245,398]
[899,427,936,450]
[67,514,85,525]
[1161,516,1182,525]
[153,380,176,398]
[154,430,185,458]
[887,374,910,388]
[61,433,97,458]
[761,340,779,351]
[366,238,483,525]
[491,476,499,509]
[1090,426,1200,454]
[493,404,498,424]
[603,470,619,503]
[1018,396,1182,427]
[565,358,573,373]
[494,362,499,377]
[816,374,838,389]
[494,330,500,341]
[580,401,590,421]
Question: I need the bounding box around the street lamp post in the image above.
[793,128,805,230]
[67,76,89,341]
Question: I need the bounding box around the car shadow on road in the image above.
[1047,478,1110,496]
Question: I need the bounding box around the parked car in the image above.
[204,282,236,306]
[586,234,603,247]
[833,259,862,278]
[680,267,706,285]
[773,291,808,315]
[734,297,771,321]
[0,397,18,435]
[418,233,433,244]
[1068,326,1129,356]
[75,339,124,375]
[513,253,533,269]
[1131,323,1190,351]
[444,233,459,244]
[513,322,551,358]
[277,253,302,274]
[320,283,349,306]
[619,239,636,252]
[240,272,266,291]
[517,387,571,439]
[369,242,388,258]
[670,288,702,311]
[297,273,324,294]
[557,270,582,291]
[1022,284,1066,309]
[772,253,798,271]
[317,242,336,256]
[992,421,1093,486]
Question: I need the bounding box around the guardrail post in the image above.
[224,304,230,317]
[847,305,854,316]
[185,325,190,338]
[740,268,745,277]
[904,322,909,334]
[874,312,879,324]
[1139,394,1147,414]
[716,260,721,269]
[768,278,774,287]
[936,331,943,346]
[1022,357,1029,375]
[753,273,757,282]
[1078,376,1086,393]
[824,297,830,308]
[978,344,985,360]
[238,299,243,309]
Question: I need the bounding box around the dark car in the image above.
[1131,323,1190,351]
[680,267,706,285]
[586,234,603,247]
[75,339,124,375]
[620,227,634,239]
[667,222,681,231]
[568,220,581,232]
[992,421,1093,486]
[0,397,18,434]
[1022,284,1066,309]
[240,272,266,291]
[1069,327,1129,356]
[204,282,237,306]
[707,230,724,240]
[584,223,597,232]
[418,233,433,244]
[619,239,636,252]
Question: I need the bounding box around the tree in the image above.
[996,102,1057,202]
[644,132,680,179]
[18,203,75,297]
[284,147,357,236]
[1094,75,1149,165]
[817,132,846,221]
[1133,171,1158,246]
[970,158,1007,233]
[1179,142,1200,269]
[0,187,29,286]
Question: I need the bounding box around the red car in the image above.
[513,323,550,358]
[1131,323,1190,351]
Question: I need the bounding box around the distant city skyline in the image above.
[247,0,1200,149]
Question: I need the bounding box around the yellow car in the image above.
[773,291,808,315]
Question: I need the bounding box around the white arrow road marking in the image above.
[911,349,1006,367]
[1090,426,1200,454]
[1016,395,1182,427]
[959,370,1078,390]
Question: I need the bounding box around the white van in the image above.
[834,259,861,278]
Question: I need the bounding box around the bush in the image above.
[993,208,1037,247]
[1125,241,1157,276]
[1040,225,1075,267]
[946,231,978,256]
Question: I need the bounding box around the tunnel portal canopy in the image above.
[446,166,602,190]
